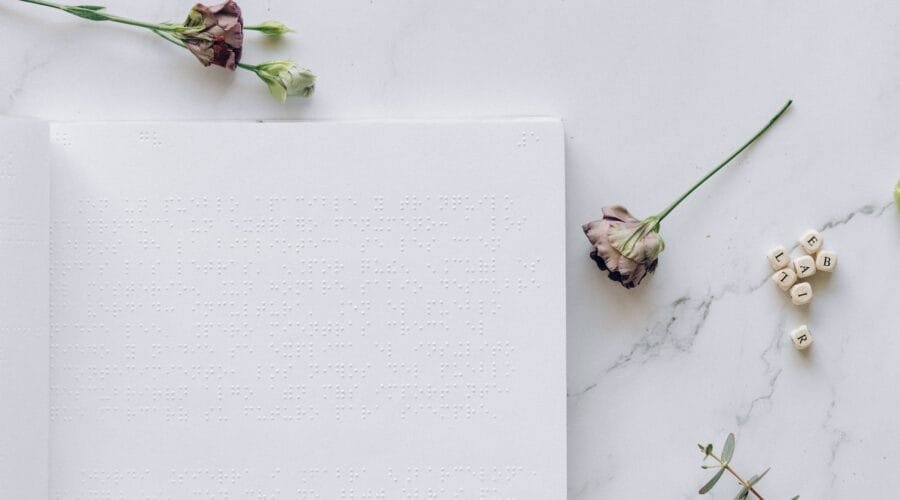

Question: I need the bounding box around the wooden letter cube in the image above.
[771,267,797,291]
[793,255,816,279]
[798,229,823,254]
[766,245,790,270]
[816,250,837,272]
[789,325,814,350]
[790,282,813,305]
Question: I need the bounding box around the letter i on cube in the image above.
[790,282,813,305]
[771,267,797,291]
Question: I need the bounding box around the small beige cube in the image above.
[790,282,813,305]
[766,245,790,270]
[793,255,816,279]
[798,229,823,254]
[771,267,798,291]
[789,325,814,350]
[816,250,837,272]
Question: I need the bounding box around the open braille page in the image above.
[0,117,49,499]
[48,119,566,498]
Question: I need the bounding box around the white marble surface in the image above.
[2,1,899,498]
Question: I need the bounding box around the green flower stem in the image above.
[655,99,793,225]
[706,449,765,500]
[19,0,178,31]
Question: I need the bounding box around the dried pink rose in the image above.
[182,1,244,70]
[583,100,793,289]
[583,206,663,288]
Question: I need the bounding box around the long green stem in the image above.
[656,100,792,224]
[19,0,178,31]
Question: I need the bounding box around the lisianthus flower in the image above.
[181,1,244,70]
[19,0,316,102]
[250,60,317,102]
[584,100,792,288]
[583,207,663,288]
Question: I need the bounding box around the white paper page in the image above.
[0,117,49,498]
[49,119,565,498]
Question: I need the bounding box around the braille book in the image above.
[0,117,566,498]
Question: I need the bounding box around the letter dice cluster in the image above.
[767,229,837,306]
[766,229,838,350]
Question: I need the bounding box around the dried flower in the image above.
[19,0,316,102]
[244,20,295,37]
[251,60,317,102]
[181,1,244,70]
[583,207,662,288]
[584,100,792,288]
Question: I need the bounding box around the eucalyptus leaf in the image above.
[721,433,736,463]
[749,467,770,486]
[894,180,900,210]
[73,4,106,10]
[698,467,725,494]
[791,496,800,500]
[734,488,749,500]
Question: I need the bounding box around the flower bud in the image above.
[246,20,295,36]
[254,60,316,102]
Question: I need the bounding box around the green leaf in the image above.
[791,496,800,500]
[894,180,900,210]
[733,468,769,500]
[73,5,106,10]
[65,6,109,21]
[748,467,770,486]
[721,433,736,463]
[705,443,713,458]
[698,467,725,494]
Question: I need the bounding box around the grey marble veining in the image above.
[2,1,899,498]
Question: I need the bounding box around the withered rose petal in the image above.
[582,205,660,289]
[184,1,244,69]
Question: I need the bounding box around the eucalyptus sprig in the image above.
[697,433,799,500]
